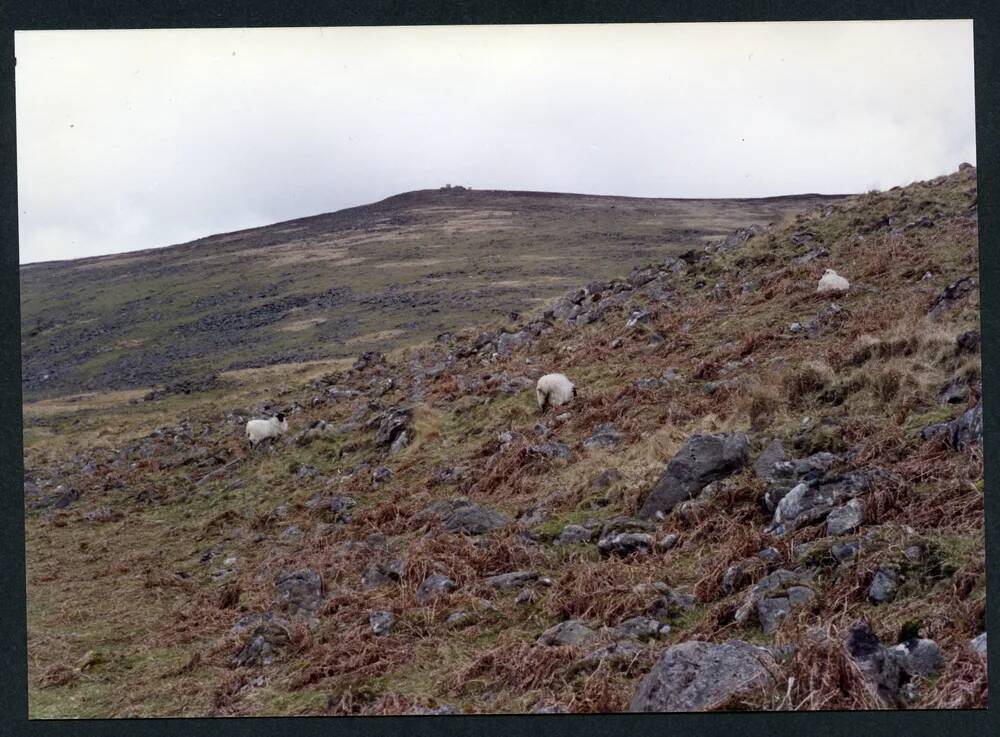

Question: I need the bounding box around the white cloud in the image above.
[15,20,976,264]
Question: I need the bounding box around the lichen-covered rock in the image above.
[417,497,509,535]
[825,498,864,536]
[369,610,395,636]
[628,640,779,712]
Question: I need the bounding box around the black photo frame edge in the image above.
[1,2,998,736]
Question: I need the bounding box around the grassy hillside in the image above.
[19,188,839,400]
[22,166,983,716]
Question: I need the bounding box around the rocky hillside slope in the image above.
[23,165,983,717]
[19,188,838,400]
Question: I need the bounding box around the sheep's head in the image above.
[274,413,288,431]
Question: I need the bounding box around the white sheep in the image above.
[817,269,850,293]
[245,413,289,447]
[536,373,577,412]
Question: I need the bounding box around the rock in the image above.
[734,569,812,624]
[929,276,976,319]
[362,561,404,590]
[758,547,782,564]
[940,377,969,405]
[722,564,745,595]
[583,423,625,450]
[626,310,654,328]
[369,610,395,636]
[497,330,530,356]
[528,442,574,461]
[556,524,599,545]
[609,616,671,642]
[868,564,899,604]
[515,588,540,605]
[759,451,840,512]
[770,468,889,534]
[418,497,509,535]
[372,466,393,485]
[407,704,459,715]
[757,586,814,634]
[845,622,901,705]
[353,351,386,371]
[831,540,863,562]
[825,498,864,536]
[538,619,599,647]
[274,569,323,616]
[656,534,680,552]
[592,469,622,490]
[752,439,787,479]
[956,330,980,354]
[374,407,412,448]
[446,611,477,629]
[415,573,458,605]
[575,640,645,672]
[638,432,750,518]
[971,632,987,658]
[628,640,779,712]
[232,612,292,667]
[278,525,304,544]
[890,638,944,678]
[532,704,568,714]
[597,532,655,557]
[650,588,696,618]
[484,571,539,589]
[805,302,847,337]
[306,494,356,523]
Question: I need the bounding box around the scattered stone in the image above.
[417,497,509,535]
[557,524,599,545]
[369,610,395,636]
[274,569,323,616]
[374,407,412,448]
[868,564,900,604]
[446,611,477,629]
[515,589,540,605]
[415,573,458,605]
[922,400,983,450]
[484,571,539,589]
[575,640,645,672]
[655,533,680,552]
[770,468,891,534]
[598,532,655,558]
[609,616,671,642]
[583,423,625,450]
[890,638,944,678]
[831,540,863,562]
[757,586,815,634]
[929,276,976,319]
[638,432,750,518]
[528,442,574,461]
[362,561,404,590]
[372,466,393,485]
[592,469,622,490]
[278,525,304,544]
[722,564,745,595]
[758,547,782,564]
[956,330,980,354]
[650,587,696,618]
[971,632,987,658]
[628,640,779,712]
[232,613,292,667]
[538,619,599,647]
[845,622,901,705]
[825,498,864,536]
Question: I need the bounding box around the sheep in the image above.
[245,413,289,447]
[536,373,577,412]
[817,269,850,293]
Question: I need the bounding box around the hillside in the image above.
[19,188,839,400]
[22,166,984,717]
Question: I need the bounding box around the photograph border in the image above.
[1,2,998,735]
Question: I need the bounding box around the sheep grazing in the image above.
[245,413,289,447]
[536,373,577,412]
[817,269,850,293]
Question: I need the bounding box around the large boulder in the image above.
[374,407,412,448]
[638,432,750,518]
[628,640,779,712]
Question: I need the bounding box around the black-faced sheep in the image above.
[245,413,288,447]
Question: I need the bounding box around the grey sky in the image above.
[15,20,976,265]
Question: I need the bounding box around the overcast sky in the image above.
[15,20,976,265]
